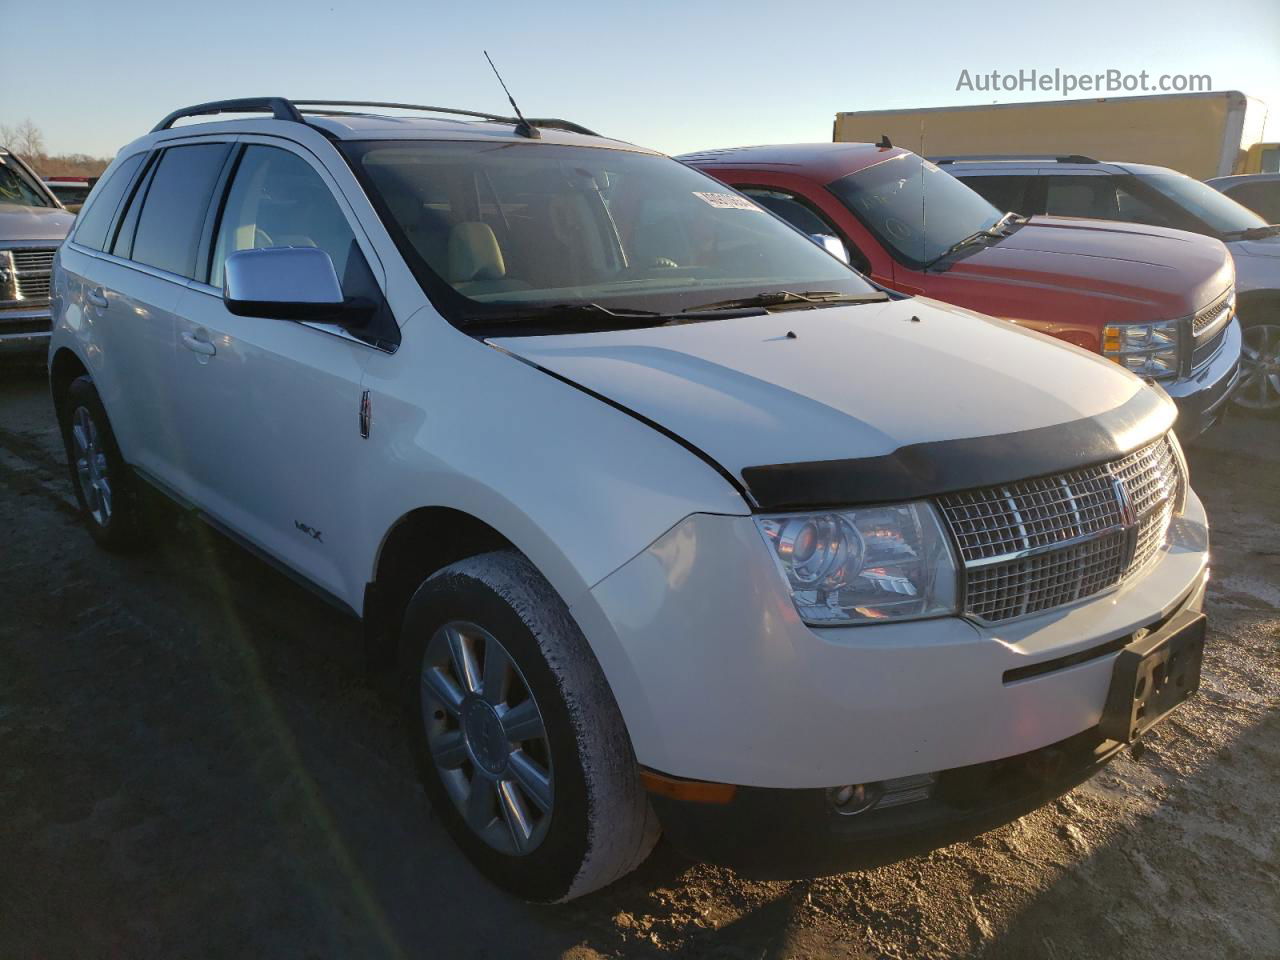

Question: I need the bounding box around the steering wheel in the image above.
[254,227,274,249]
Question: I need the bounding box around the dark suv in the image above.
[1,146,73,354]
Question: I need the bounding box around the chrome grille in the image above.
[1192,294,1232,337]
[6,247,56,303]
[938,435,1182,623]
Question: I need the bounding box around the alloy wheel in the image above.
[1234,323,1280,411]
[71,406,112,526]
[421,621,554,855]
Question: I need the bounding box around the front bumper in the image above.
[651,595,1205,876]
[572,491,1209,790]
[0,305,52,355]
[1163,317,1242,441]
[654,727,1122,876]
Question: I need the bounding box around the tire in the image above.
[400,550,658,902]
[57,375,151,552]
[1232,319,1280,415]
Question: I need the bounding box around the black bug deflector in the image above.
[742,385,1176,511]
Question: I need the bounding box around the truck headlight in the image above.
[0,251,16,304]
[755,502,959,625]
[1102,320,1181,379]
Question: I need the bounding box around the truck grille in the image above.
[1190,291,1233,371]
[1192,295,1232,336]
[937,434,1182,623]
[3,247,57,303]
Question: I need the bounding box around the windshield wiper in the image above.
[930,212,1022,265]
[680,290,889,313]
[1221,224,1280,241]
[478,302,669,326]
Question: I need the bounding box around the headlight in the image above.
[0,251,16,304]
[755,502,959,625]
[1102,320,1181,379]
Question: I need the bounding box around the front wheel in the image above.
[401,550,658,901]
[1233,320,1280,414]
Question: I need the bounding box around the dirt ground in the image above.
[1,362,1277,960]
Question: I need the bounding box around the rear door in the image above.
[64,142,234,487]
[171,139,389,605]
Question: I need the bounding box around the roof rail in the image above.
[931,154,1099,165]
[152,97,304,132]
[293,101,599,137]
[153,97,601,138]
[523,118,600,137]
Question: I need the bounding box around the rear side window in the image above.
[958,174,1035,217]
[1221,181,1280,223]
[73,153,146,251]
[130,143,231,277]
[1044,176,1118,220]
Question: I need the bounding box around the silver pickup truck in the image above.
[1,147,74,354]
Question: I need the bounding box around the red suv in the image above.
[680,143,1241,439]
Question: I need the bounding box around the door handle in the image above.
[86,287,109,309]
[181,331,217,357]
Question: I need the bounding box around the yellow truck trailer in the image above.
[833,92,1276,179]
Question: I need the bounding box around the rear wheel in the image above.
[58,376,151,551]
[1233,320,1280,414]
[401,550,658,901]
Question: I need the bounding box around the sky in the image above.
[4,0,1279,159]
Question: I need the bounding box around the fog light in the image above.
[827,782,882,816]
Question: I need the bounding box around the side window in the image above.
[957,174,1034,217]
[1044,175,1119,220]
[130,143,232,277]
[739,187,869,272]
[1221,182,1280,223]
[1113,182,1177,227]
[211,146,361,291]
[72,153,145,251]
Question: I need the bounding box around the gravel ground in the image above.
[1,364,1276,960]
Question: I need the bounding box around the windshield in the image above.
[341,140,873,326]
[0,156,53,208]
[827,153,1003,267]
[1135,172,1268,235]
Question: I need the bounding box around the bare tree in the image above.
[0,118,47,163]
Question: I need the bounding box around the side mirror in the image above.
[223,246,346,320]
[810,233,851,264]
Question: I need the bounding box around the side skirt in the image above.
[131,465,361,620]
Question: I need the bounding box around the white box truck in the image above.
[834,91,1276,180]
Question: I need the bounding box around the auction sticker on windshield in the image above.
[693,191,762,210]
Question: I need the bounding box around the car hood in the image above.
[0,204,75,243]
[1228,234,1280,259]
[491,297,1162,499]
[946,216,1233,320]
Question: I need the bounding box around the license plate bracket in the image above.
[1099,610,1205,743]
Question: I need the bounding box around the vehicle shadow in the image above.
[971,700,1280,960]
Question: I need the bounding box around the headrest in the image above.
[448,222,506,283]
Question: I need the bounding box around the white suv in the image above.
[50,98,1210,900]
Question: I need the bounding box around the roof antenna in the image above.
[877,134,893,149]
[484,51,540,139]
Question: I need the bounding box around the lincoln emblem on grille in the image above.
[1110,472,1142,568]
